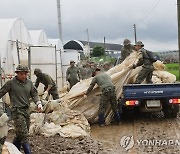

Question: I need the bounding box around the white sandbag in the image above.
[29,100,90,138]
[2,142,22,154]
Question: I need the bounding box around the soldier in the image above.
[66,60,81,89]
[0,64,43,154]
[34,69,59,100]
[80,64,88,80]
[102,62,110,72]
[86,63,92,78]
[0,100,9,153]
[121,39,135,62]
[133,41,154,84]
[83,68,120,126]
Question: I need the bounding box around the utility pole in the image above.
[133,24,137,44]
[57,0,63,45]
[86,28,90,54]
[177,0,180,81]
[56,0,64,87]
[104,36,106,51]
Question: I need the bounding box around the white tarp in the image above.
[61,51,176,124]
[29,30,49,46]
[0,18,32,76]
[29,99,90,138]
[2,142,22,154]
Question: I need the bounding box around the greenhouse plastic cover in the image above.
[29,30,49,46]
[0,18,32,75]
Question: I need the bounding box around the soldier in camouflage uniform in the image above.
[34,69,59,100]
[0,100,9,153]
[84,68,120,126]
[0,64,43,154]
[66,60,81,89]
[133,41,154,84]
[80,64,88,80]
[121,39,135,62]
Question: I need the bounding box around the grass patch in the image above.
[90,56,116,64]
[165,63,179,80]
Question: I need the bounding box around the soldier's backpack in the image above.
[146,50,159,63]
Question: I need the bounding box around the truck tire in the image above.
[163,105,179,118]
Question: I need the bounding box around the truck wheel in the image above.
[163,105,179,118]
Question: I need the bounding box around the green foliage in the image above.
[89,56,116,66]
[165,63,179,80]
[91,46,105,57]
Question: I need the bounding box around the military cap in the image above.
[135,41,144,47]
[15,64,29,73]
[34,68,42,75]
[123,39,131,45]
[70,60,75,64]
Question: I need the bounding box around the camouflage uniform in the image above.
[35,73,59,100]
[86,72,120,125]
[0,76,40,150]
[134,48,154,84]
[66,66,80,89]
[80,66,88,80]
[121,44,135,62]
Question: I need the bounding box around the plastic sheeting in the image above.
[29,100,90,138]
[29,30,49,45]
[0,18,32,76]
[60,51,176,124]
[2,142,22,154]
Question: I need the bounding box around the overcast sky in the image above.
[0,0,178,51]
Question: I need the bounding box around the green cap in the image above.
[135,41,144,47]
[34,68,42,75]
[15,64,29,73]
[123,39,131,45]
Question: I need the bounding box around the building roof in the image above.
[63,40,122,51]
[79,40,122,51]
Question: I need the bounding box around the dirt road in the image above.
[91,112,180,154]
[6,112,180,154]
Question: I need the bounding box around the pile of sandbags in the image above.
[29,99,90,138]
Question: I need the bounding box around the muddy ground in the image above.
[7,131,106,154]
[91,112,180,154]
[6,112,180,154]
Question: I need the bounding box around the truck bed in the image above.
[123,83,180,99]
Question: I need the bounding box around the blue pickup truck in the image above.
[120,83,180,118]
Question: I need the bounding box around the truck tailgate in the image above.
[123,83,180,99]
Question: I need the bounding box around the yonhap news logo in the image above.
[120,135,134,151]
[120,135,180,151]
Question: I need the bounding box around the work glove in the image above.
[37,104,43,113]
[83,94,87,99]
[0,113,9,127]
[42,91,49,100]
[36,101,43,112]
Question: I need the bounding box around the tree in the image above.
[91,46,105,57]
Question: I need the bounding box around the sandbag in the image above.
[2,142,22,154]
[29,100,90,138]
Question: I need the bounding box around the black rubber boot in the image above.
[114,111,121,124]
[22,143,31,154]
[13,138,21,151]
[98,113,105,127]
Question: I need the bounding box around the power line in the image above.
[142,0,161,23]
